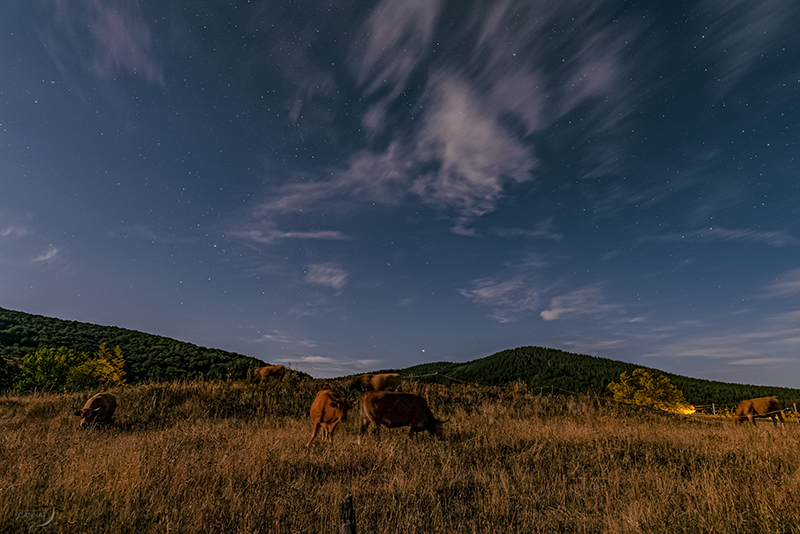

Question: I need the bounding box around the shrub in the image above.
[608,368,693,414]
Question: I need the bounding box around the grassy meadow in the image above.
[2,378,799,533]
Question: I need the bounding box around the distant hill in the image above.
[396,346,800,408]
[0,307,268,388]
[4,307,799,408]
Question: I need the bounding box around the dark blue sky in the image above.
[2,0,799,385]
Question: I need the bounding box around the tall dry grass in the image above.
[2,379,799,533]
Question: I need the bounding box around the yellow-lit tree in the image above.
[71,343,126,390]
[608,368,693,414]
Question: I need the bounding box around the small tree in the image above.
[608,368,692,414]
[85,342,127,387]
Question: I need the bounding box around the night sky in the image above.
[2,0,799,386]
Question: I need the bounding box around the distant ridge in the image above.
[0,307,264,386]
[397,346,800,407]
[3,307,799,407]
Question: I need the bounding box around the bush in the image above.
[608,368,692,414]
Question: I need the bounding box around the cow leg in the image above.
[773,412,785,427]
[307,423,321,447]
[326,420,339,441]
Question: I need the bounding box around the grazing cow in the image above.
[307,389,349,447]
[733,396,785,426]
[249,364,286,383]
[347,373,401,392]
[74,393,117,428]
[359,391,441,442]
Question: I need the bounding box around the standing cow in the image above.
[74,392,117,428]
[359,391,441,443]
[733,396,785,426]
[248,364,286,383]
[307,389,349,447]
[347,373,401,392]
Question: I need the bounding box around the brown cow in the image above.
[249,364,286,383]
[733,396,785,426]
[359,391,441,443]
[347,373,401,392]
[306,389,349,447]
[73,393,117,428]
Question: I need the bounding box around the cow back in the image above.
[310,389,348,423]
[361,391,436,430]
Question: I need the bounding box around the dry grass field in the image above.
[2,378,799,533]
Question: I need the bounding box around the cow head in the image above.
[74,406,103,427]
[333,398,350,421]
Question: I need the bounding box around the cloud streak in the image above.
[540,285,620,321]
[764,269,800,297]
[459,277,541,323]
[306,263,348,290]
[697,0,800,94]
[649,227,798,248]
[45,0,164,85]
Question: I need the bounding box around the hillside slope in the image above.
[0,307,263,385]
[398,346,800,407]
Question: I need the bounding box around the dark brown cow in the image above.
[73,393,117,428]
[347,373,401,392]
[359,391,440,443]
[733,396,785,426]
[306,389,349,447]
[249,364,286,383]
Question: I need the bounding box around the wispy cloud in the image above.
[250,329,318,349]
[764,269,800,297]
[459,277,541,323]
[0,215,65,266]
[237,0,653,241]
[410,72,538,222]
[352,0,444,134]
[109,225,201,245]
[86,0,164,84]
[231,225,350,245]
[47,0,164,85]
[644,311,800,365]
[649,227,798,247]
[489,219,563,241]
[0,225,29,240]
[275,354,381,377]
[305,263,348,290]
[697,0,800,95]
[540,285,620,321]
[32,247,61,264]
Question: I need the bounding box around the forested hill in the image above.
[4,307,799,407]
[0,307,263,385]
[398,346,800,407]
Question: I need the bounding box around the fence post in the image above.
[794,403,799,424]
[339,493,356,534]
[712,404,716,418]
